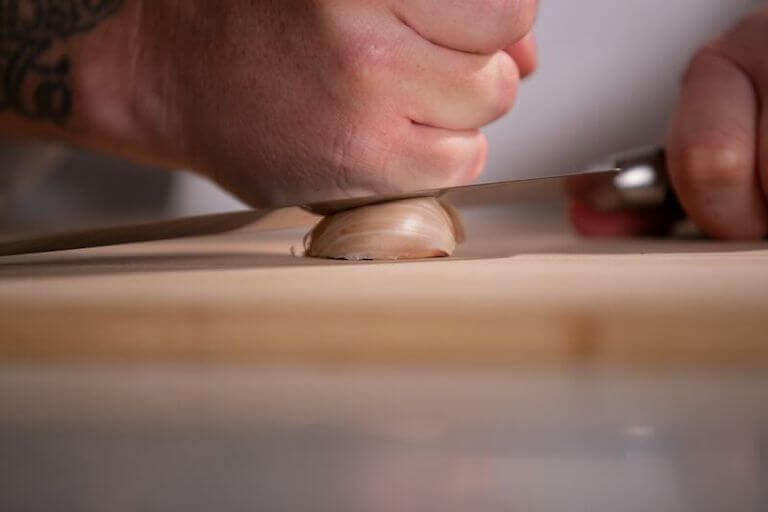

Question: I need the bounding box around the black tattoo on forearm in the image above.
[0,0,124,122]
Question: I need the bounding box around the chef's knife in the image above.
[0,145,675,257]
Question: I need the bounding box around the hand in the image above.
[570,5,768,240]
[47,0,537,207]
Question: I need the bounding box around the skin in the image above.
[570,4,768,240]
[0,0,537,207]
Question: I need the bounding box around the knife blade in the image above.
[0,168,613,256]
[0,151,673,258]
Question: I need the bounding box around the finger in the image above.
[392,0,537,54]
[666,48,768,239]
[505,31,537,78]
[565,173,614,201]
[713,9,768,216]
[395,125,488,190]
[569,199,676,238]
[566,175,679,237]
[393,33,519,130]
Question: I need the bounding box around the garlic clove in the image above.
[304,197,463,260]
[438,200,465,244]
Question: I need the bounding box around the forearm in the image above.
[0,0,184,167]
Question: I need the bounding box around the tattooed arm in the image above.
[0,0,184,167]
[1,0,123,121]
[0,0,538,206]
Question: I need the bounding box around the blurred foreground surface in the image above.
[2,365,767,512]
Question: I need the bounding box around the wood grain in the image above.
[1,204,767,367]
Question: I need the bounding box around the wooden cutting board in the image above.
[1,203,767,367]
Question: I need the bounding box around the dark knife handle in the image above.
[588,145,684,217]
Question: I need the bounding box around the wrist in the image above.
[0,0,186,168]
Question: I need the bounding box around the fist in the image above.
[122,0,537,206]
[570,5,768,240]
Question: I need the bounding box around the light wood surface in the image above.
[1,203,767,367]
[2,202,768,511]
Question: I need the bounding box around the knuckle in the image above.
[432,134,486,183]
[675,140,751,191]
[682,46,730,84]
[335,32,399,88]
[462,53,518,122]
[489,53,519,117]
[473,0,537,51]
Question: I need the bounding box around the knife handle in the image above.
[587,145,684,217]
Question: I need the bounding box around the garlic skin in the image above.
[304,197,464,260]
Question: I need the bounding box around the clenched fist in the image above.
[0,0,537,206]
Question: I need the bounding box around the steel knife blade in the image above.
[0,166,634,257]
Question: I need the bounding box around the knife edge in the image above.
[0,169,618,257]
